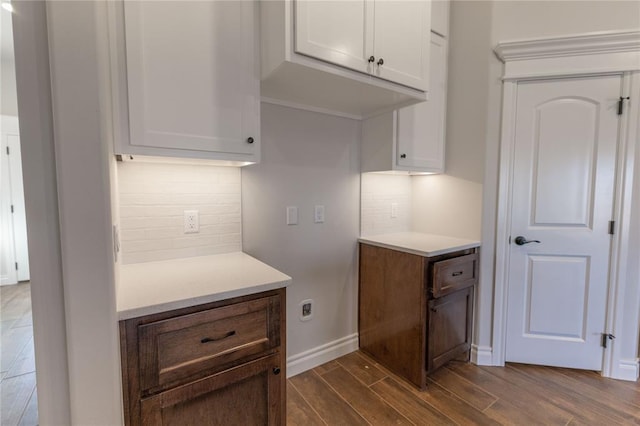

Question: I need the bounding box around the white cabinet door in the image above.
[294,0,374,74]
[294,0,429,91]
[373,0,430,91]
[123,1,259,159]
[396,33,446,171]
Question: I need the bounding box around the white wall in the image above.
[410,0,493,242]
[117,162,242,264]
[1,4,18,117]
[242,103,360,367]
[361,173,411,236]
[46,1,122,423]
[412,174,482,240]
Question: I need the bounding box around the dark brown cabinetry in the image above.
[359,243,477,389]
[120,288,286,425]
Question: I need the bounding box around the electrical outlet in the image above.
[184,210,199,234]
[299,299,314,321]
[314,205,325,223]
[391,203,399,218]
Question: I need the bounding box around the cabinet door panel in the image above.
[124,1,258,156]
[141,354,282,426]
[397,33,446,171]
[373,0,430,91]
[294,0,373,74]
[427,286,473,372]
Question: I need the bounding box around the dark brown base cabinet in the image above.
[358,243,478,389]
[120,288,286,426]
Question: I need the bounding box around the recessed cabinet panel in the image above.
[373,0,430,91]
[119,1,259,160]
[294,0,373,74]
[396,33,446,171]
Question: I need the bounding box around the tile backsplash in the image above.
[361,173,411,236]
[117,162,242,264]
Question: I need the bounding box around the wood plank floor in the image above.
[1,282,38,426]
[288,351,640,425]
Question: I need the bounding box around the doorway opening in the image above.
[1,2,37,423]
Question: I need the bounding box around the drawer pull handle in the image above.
[452,271,464,277]
[201,330,236,344]
[273,367,281,375]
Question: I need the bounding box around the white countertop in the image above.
[359,232,480,257]
[117,252,291,320]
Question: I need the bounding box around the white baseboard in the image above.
[287,333,359,378]
[615,358,640,382]
[471,344,493,366]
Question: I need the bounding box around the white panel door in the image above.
[0,116,29,285]
[506,75,622,370]
[294,0,373,75]
[373,0,430,91]
[124,1,259,156]
[396,32,446,172]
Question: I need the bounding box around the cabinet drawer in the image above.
[431,253,478,298]
[138,296,280,393]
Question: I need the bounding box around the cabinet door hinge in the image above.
[5,146,9,155]
[601,333,615,348]
[14,262,18,271]
[608,220,615,235]
[618,96,630,115]
[10,205,14,213]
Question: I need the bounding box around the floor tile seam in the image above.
[288,376,330,426]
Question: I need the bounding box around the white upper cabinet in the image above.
[362,32,447,174]
[371,1,430,90]
[295,0,429,91]
[110,1,260,163]
[430,0,450,37]
[294,0,373,75]
[261,0,432,119]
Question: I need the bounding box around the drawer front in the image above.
[431,253,478,298]
[138,296,280,393]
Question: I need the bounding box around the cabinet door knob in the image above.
[400,153,407,159]
[247,137,254,144]
[368,56,375,63]
[377,58,384,66]
[272,367,281,375]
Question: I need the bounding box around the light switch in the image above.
[286,206,298,225]
[314,205,325,223]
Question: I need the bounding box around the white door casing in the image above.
[492,31,640,380]
[505,75,622,369]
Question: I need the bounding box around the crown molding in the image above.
[495,30,640,62]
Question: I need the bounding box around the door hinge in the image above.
[618,96,630,115]
[14,262,18,271]
[608,220,615,235]
[10,205,14,213]
[5,146,9,155]
[601,333,615,348]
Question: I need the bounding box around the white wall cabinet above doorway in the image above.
[108,1,260,164]
[261,0,432,119]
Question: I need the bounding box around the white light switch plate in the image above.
[314,205,325,223]
[286,206,298,225]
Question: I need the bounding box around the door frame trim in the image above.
[492,31,640,380]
